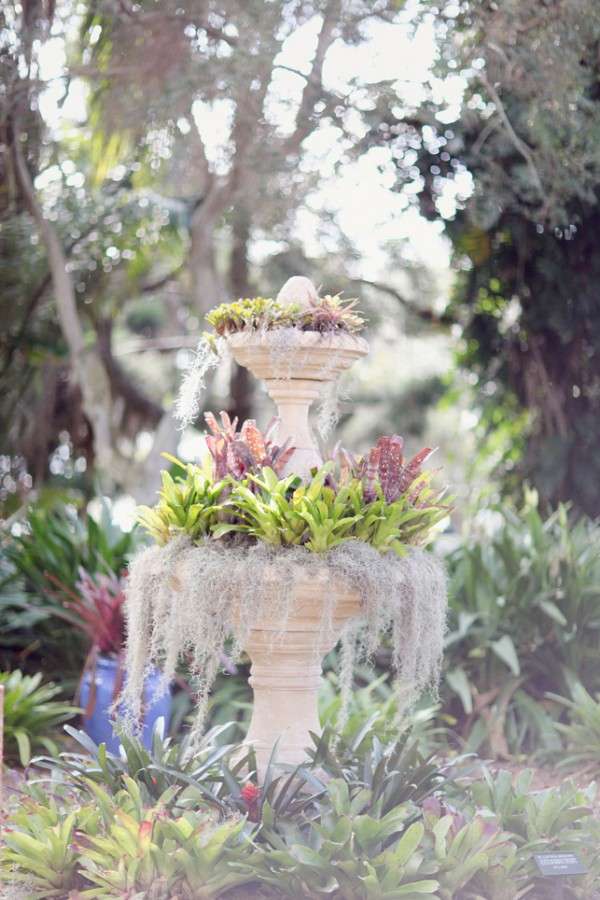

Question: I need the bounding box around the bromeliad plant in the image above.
[204,410,295,480]
[137,413,449,557]
[4,501,136,600]
[0,669,78,765]
[33,567,130,721]
[442,495,600,758]
[137,411,295,546]
[333,436,448,555]
[216,461,448,556]
[137,455,227,546]
[45,569,127,657]
[0,773,256,899]
[4,722,600,899]
[1,501,137,679]
[206,296,296,334]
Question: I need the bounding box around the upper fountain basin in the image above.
[226,329,369,383]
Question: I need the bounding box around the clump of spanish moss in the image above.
[122,538,447,742]
[174,335,226,429]
[317,379,342,440]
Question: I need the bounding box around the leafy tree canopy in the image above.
[366,0,600,515]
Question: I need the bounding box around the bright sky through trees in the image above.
[35,2,469,288]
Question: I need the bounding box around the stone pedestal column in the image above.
[228,330,368,478]
[239,569,362,776]
[262,378,322,475]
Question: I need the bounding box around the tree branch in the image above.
[141,263,184,294]
[283,0,341,157]
[0,215,120,379]
[479,72,544,196]
[273,64,309,81]
[114,1,239,47]
[471,116,501,158]
[96,319,164,426]
[13,133,84,354]
[353,278,454,326]
[0,271,52,378]
[114,336,200,356]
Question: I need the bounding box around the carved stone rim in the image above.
[226,328,369,354]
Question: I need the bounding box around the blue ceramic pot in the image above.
[79,654,171,753]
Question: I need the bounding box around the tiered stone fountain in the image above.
[227,277,369,774]
[124,275,447,778]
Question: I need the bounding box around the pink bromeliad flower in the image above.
[240,782,262,821]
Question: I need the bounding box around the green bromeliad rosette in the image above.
[138,412,448,557]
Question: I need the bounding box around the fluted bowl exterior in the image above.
[226,329,369,383]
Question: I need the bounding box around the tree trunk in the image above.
[189,202,225,315]
[13,124,177,501]
[228,206,253,422]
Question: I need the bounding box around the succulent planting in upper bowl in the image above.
[205,294,366,337]
[175,277,368,431]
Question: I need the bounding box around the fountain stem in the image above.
[263,377,322,476]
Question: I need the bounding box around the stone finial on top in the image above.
[276,276,318,310]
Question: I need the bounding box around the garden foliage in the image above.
[0,669,77,765]
[4,502,134,595]
[443,495,600,757]
[1,719,598,899]
[138,413,448,556]
[551,682,600,774]
[0,501,136,676]
[386,0,600,516]
[2,486,599,767]
[206,294,365,336]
